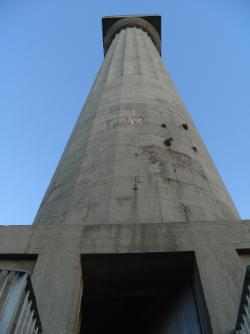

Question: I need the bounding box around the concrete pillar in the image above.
[31,235,82,333]
[34,17,239,227]
[196,247,244,333]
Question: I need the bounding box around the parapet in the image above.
[102,15,161,56]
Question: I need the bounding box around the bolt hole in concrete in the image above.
[192,146,197,153]
[161,123,167,128]
[182,123,188,130]
[164,138,173,147]
[133,177,138,191]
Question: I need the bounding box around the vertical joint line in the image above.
[122,28,128,76]
[142,30,159,79]
[134,28,142,75]
[105,32,121,82]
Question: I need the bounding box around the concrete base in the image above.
[0,220,250,333]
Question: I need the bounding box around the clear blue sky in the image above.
[1,0,249,225]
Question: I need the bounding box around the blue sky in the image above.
[0,0,249,225]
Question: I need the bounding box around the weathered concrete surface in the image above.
[2,16,245,334]
[0,220,250,333]
[33,24,239,227]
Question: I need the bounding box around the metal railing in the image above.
[235,266,250,334]
[0,268,43,334]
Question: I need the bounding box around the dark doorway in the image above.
[80,252,210,334]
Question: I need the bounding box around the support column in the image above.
[30,233,83,334]
[196,247,245,333]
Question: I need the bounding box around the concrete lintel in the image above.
[0,220,249,255]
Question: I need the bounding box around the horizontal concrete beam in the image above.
[0,220,249,255]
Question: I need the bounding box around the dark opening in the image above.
[182,123,188,130]
[80,252,211,334]
[161,123,167,128]
[164,138,173,147]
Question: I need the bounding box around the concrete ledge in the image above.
[0,220,249,254]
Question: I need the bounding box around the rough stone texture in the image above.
[34,25,239,227]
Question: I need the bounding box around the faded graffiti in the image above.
[105,116,144,130]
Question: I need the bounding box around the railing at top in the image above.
[235,266,250,334]
[0,268,43,334]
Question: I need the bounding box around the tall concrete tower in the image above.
[33,15,239,226]
[0,15,249,334]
